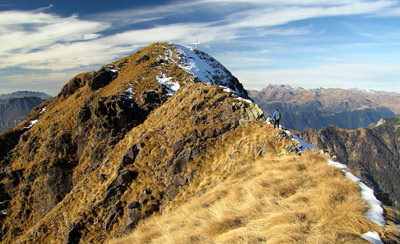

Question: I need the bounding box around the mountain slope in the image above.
[0,43,260,243]
[110,129,384,244]
[300,117,400,211]
[0,43,392,243]
[249,84,399,130]
[0,97,47,133]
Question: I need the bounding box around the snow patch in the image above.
[0,200,9,205]
[25,119,38,129]
[120,84,135,109]
[360,232,384,244]
[0,209,6,215]
[39,106,46,114]
[358,182,386,226]
[235,96,253,104]
[327,159,348,169]
[105,63,120,79]
[156,73,180,96]
[285,130,318,152]
[162,44,244,97]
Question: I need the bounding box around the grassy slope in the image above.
[109,122,380,244]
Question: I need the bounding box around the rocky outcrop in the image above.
[300,117,400,210]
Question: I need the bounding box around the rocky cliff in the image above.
[249,84,400,130]
[300,117,400,211]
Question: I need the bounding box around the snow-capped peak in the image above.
[161,44,249,99]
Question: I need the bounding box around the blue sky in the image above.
[1,0,399,96]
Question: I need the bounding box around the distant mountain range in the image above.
[0,91,52,101]
[300,116,400,211]
[249,84,400,131]
[0,92,52,133]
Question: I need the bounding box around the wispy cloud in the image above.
[1,0,396,70]
[0,0,399,94]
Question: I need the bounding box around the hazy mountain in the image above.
[249,84,400,130]
[0,91,52,101]
[300,117,400,211]
[0,97,47,133]
[0,43,395,243]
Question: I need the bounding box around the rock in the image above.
[124,208,141,233]
[104,201,123,231]
[88,69,115,91]
[375,192,393,206]
[172,139,187,154]
[127,201,141,209]
[279,143,300,156]
[103,169,138,209]
[108,170,138,191]
[170,147,192,174]
[58,76,87,99]
[167,186,180,200]
[77,103,91,123]
[142,200,160,217]
[117,145,140,172]
[63,222,83,244]
[136,54,150,64]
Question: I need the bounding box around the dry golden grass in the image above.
[108,147,379,243]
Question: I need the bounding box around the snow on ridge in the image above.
[285,130,318,152]
[120,84,135,109]
[105,63,120,79]
[282,128,385,243]
[156,73,180,96]
[164,44,242,97]
[24,119,38,129]
[360,232,384,244]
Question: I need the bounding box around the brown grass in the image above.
[108,149,379,244]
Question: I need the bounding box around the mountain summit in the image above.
[0,43,394,243]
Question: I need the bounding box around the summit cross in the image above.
[193,39,200,49]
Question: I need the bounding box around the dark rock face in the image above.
[59,76,87,99]
[300,117,400,210]
[89,68,115,91]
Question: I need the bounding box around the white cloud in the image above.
[1,0,399,94]
[1,0,397,71]
[0,10,110,69]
